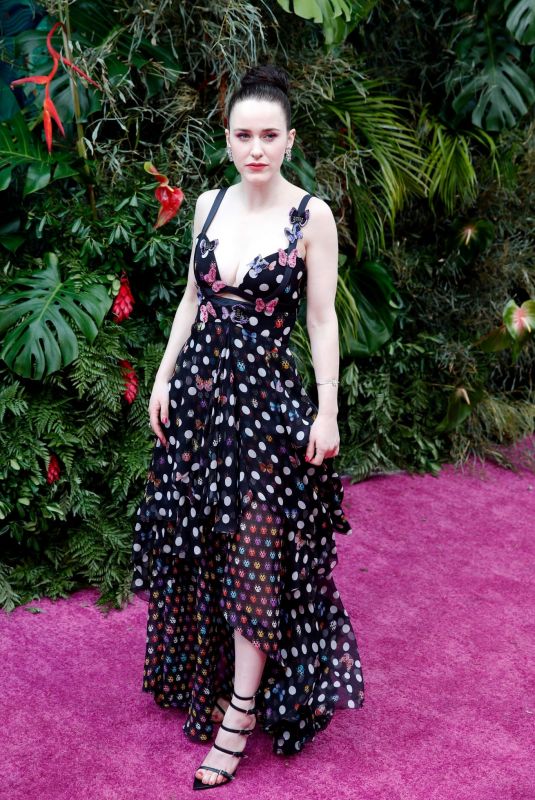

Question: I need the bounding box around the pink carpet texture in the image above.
[1,438,534,800]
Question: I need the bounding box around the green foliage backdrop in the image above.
[0,0,534,612]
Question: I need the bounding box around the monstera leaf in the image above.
[449,26,535,131]
[275,0,377,44]
[0,252,112,379]
[276,0,352,24]
[505,0,535,45]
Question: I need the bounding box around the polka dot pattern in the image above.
[131,190,364,756]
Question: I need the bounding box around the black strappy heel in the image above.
[192,690,257,790]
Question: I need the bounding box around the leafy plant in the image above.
[0,110,81,195]
[275,0,379,44]
[447,1,535,130]
[0,252,111,379]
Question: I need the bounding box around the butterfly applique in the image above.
[200,262,226,292]
[199,237,218,258]
[255,297,278,315]
[259,461,274,473]
[284,207,310,244]
[242,328,257,343]
[199,300,217,322]
[340,653,355,669]
[239,490,253,510]
[147,469,161,488]
[195,374,212,390]
[221,305,249,324]
[247,254,270,277]
[277,247,298,267]
[289,206,310,227]
[295,531,306,550]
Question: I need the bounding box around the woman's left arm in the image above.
[304,198,341,466]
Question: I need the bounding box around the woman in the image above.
[131,64,364,790]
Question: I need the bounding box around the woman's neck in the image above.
[233,176,291,211]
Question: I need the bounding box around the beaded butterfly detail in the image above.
[247,254,270,277]
[221,305,251,325]
[255,297,278,315]
[199,300,217,322]
[201,262,226,292]
[199,237,218,258]
[195,374,213,391]
[284,206,310,244]
[278,247,298,267]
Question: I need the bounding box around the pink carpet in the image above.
[2,442,534,800]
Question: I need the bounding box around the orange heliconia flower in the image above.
[10,21,101,153]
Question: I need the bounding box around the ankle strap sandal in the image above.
[217,690,256,745]
[228,690,257,715]
[193,690,258,787]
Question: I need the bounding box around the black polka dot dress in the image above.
[131,187,364,756]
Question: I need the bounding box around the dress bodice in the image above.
[193,187,312,312]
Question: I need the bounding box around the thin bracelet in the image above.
[316,379,339,386]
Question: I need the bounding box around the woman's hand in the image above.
[149,376,171,448]
[305,413,340,465]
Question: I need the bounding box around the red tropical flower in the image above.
[47,453,61,484]
[10,21,101,153]
[111,270,135,322]
[144,162,185,228]
[119,359,139,404]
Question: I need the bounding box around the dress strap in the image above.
[285,192,312,255]
[295,192,312,220]
[262,192,313,304]
[200,187,228,238]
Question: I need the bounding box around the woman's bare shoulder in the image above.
[192,189,223,236]
[306,194,332,215]
[195,188,222,213]
[304,195,335,234]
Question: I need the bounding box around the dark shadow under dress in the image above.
[130,187,365,756]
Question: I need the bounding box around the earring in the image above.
[226,145,234,162]
[285,147,292,162]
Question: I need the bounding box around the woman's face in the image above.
[225,97,295,180]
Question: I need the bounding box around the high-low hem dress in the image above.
[130,187,365,756]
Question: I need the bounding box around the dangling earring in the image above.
[226,145,234,162]
[285,147,292,162]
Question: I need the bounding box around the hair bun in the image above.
[240,65,290,96]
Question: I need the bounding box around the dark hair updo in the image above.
[225,64,292,130]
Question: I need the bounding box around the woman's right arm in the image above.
[149,191,213,446]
